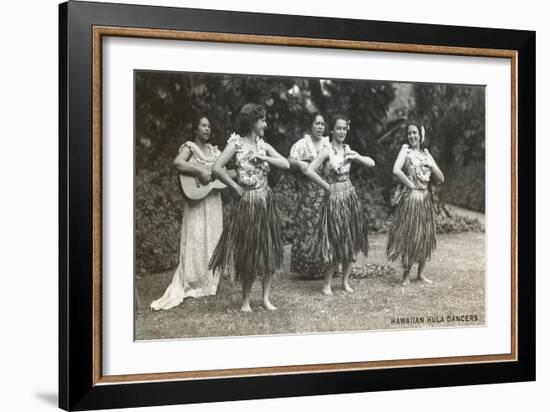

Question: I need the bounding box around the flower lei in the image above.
[409,151,431,184]
[328,144,353,174]
[230,133,270,187]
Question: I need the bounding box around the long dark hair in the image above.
[405,121,426,149]
[327,113,350,144]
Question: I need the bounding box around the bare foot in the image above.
[322,284,333,296]
[343,282,354,294]
[417,275,433,284]
[263,300,278,311]
[401,278,411,286]
[240,303,252,312]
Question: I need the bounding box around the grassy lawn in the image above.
[135,232,485,340]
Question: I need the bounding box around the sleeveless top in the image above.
[323,144,357,184]
[228,133,270,190]
[402,145,432,191]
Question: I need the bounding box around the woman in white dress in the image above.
[150,115,224,310]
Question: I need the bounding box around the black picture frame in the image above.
[59,1,535,410]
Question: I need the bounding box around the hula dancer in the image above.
[386,122,445,286]
[208,103,290,312]
[305,114,375,295]
[288,112,331,279]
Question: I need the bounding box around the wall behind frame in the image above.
[0,0,546,411]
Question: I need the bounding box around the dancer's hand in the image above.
[424,149,436,168]
[251,154,268,164]
[234,185,245,197]
[344,151,360,161]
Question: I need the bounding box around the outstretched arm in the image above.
[256,144,291,170]
[392,145,416,190]
[304,148,330,191]
[288,157,309,174]
[212,143,244,196]
[347,151,375,169]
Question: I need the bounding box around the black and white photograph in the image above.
[134,70,486,340]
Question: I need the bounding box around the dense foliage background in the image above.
[135,71,485,274]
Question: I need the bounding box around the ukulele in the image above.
[179,174,226,200]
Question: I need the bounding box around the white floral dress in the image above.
[150,141,223,310]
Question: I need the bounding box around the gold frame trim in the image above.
[92,26,518,386]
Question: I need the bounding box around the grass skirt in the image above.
[209,185,283,282]
[307,180,369,264]
[386,188,436,269]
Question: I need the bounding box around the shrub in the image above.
[440,162,485,212]
[135,164,182,274]
[435,212,485,234]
